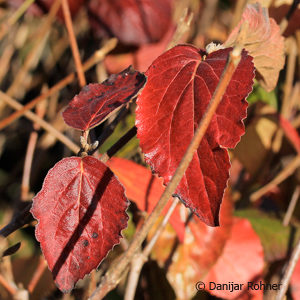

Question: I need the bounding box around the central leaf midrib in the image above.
[77,160,84,222]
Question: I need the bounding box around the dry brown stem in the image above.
[61,0,86,87]
[0,91,79,153]
[250,156,300,202]
[6,0,62,98]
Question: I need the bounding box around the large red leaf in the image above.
[62,67,146,131]
[31,156,128,292]
[88,0,173,45]
[136,45,254,226]
[107,157,185,241]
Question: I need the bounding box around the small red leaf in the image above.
[31,156,128,292]
[63,67,146,131]
[107,157,186,241]
[136,45,254,226]
[88,0,173,45]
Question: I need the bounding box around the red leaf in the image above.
[136,45,254,226]
[204,218,264,299]
[88,0,173,45]
[62,67,146,131]
[107,157,186,241]
[31,156,128,292]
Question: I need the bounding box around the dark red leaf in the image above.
[107,157,186,241]
[136,45,254,226]
[88,0,173,45]
[31,156,128,292]
[63,67,146,131]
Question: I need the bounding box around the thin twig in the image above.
[6,0,62,97]
[0,91,80,153]
[230,0,247,31]
[276,237,300,300]
[0,0,35,41]
[250,156,300,202]
[87,272,97,300]
[198,0,218,35]
[21,99,47,201]
[89,46,243,300]
[124,197,180,300]
[281,38,297,118]
[8,0,35,26]
[167,8,193,49]
[283,186,300,226]
[279,0,300,35]
[289,83,300,119]
[21,131,38,201]
[27,256,47,293]
[0,274,17,296]
[61,0,86,87]
[0,38,117,130]
[143,198,180,256]
[271,38,298,157]
[0,44,14,84]
[124,249,145,300]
